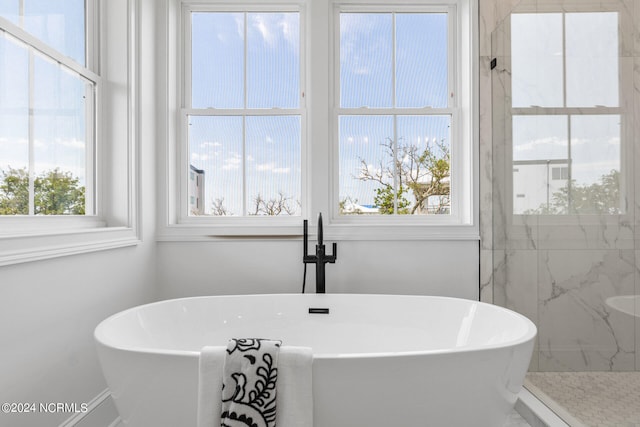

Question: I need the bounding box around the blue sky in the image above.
[0,0,88,189]
[188,11,451,216]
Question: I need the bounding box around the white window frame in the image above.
[332,3,457,221]
[0,0,142,265]
[328,0,477,239]
[159,0,477,240]
[178,2,307,228]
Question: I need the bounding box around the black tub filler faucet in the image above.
[303,213,337,293]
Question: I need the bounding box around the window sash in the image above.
[0,4,99,218]
[179,3,305,221]
[183,111,304,217]
[333,4,459,219]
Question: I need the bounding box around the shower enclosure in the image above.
[489,0,640,425]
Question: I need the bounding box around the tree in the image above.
[210,198,229,216]
[0,167,86,215]
[0,167,30,215]
[524,170,620,215]
[206,192,299,216]
[374,184,411,215]
[251,192,298,216]
[356,136,450,214]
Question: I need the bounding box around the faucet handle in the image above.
[317,213,323,246]
[327,242,337,263]
[303,219,309,257]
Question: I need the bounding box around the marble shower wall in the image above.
[480,0,640,371]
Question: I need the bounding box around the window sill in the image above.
[0,226,140,267]
[156,221,479,241]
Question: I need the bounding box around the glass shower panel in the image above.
[512,115,568,215]
[511,13,563,108]
[570,115,621,214]
[566,13,619,108]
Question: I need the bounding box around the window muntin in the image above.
[0,2,95,217]
[337,9,453,216]
[511,12,622,216]
[185,9,302,217]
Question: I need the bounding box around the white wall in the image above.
[0,247,156,427]
[0,0,159,426]
[157,240,479,299]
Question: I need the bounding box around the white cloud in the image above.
[191,153,209,162]
[235,15,244,39]
[344,135,371,144]
[55,138,85,149]
[513,136,567,153]
[252,163,291,174]
[278,13,299,48]
[256,162,275,171]
[222,154,242,170]
[0,137,27,146]
[250,13,299,49]
[201,141,222,148]
[251,15,274,46]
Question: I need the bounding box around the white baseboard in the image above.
[58,389,120,427]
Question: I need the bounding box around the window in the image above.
[510,11,623,216]
[0,0,141,265]
[167,0,477,238]
[0,1,97,216]
[337,8,454,216]
[183,7,302,217]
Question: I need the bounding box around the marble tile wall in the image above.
[480,0,640,371]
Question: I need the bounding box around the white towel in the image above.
[275,346,314,427]
[197,345,313,427]
[197,346,226,427]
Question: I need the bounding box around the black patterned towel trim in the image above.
[221,338,282,427]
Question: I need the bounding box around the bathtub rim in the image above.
[94,293,537,360]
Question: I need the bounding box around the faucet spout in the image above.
[303,213,337,293]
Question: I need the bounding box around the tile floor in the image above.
[526,372,640,427]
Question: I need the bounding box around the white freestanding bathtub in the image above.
[94,294,536,427]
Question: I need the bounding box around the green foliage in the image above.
[525,170,620,215]
[0,167,85,215]
[374,184,411,215]
[353,136,451,215]
[0,167,30,215]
